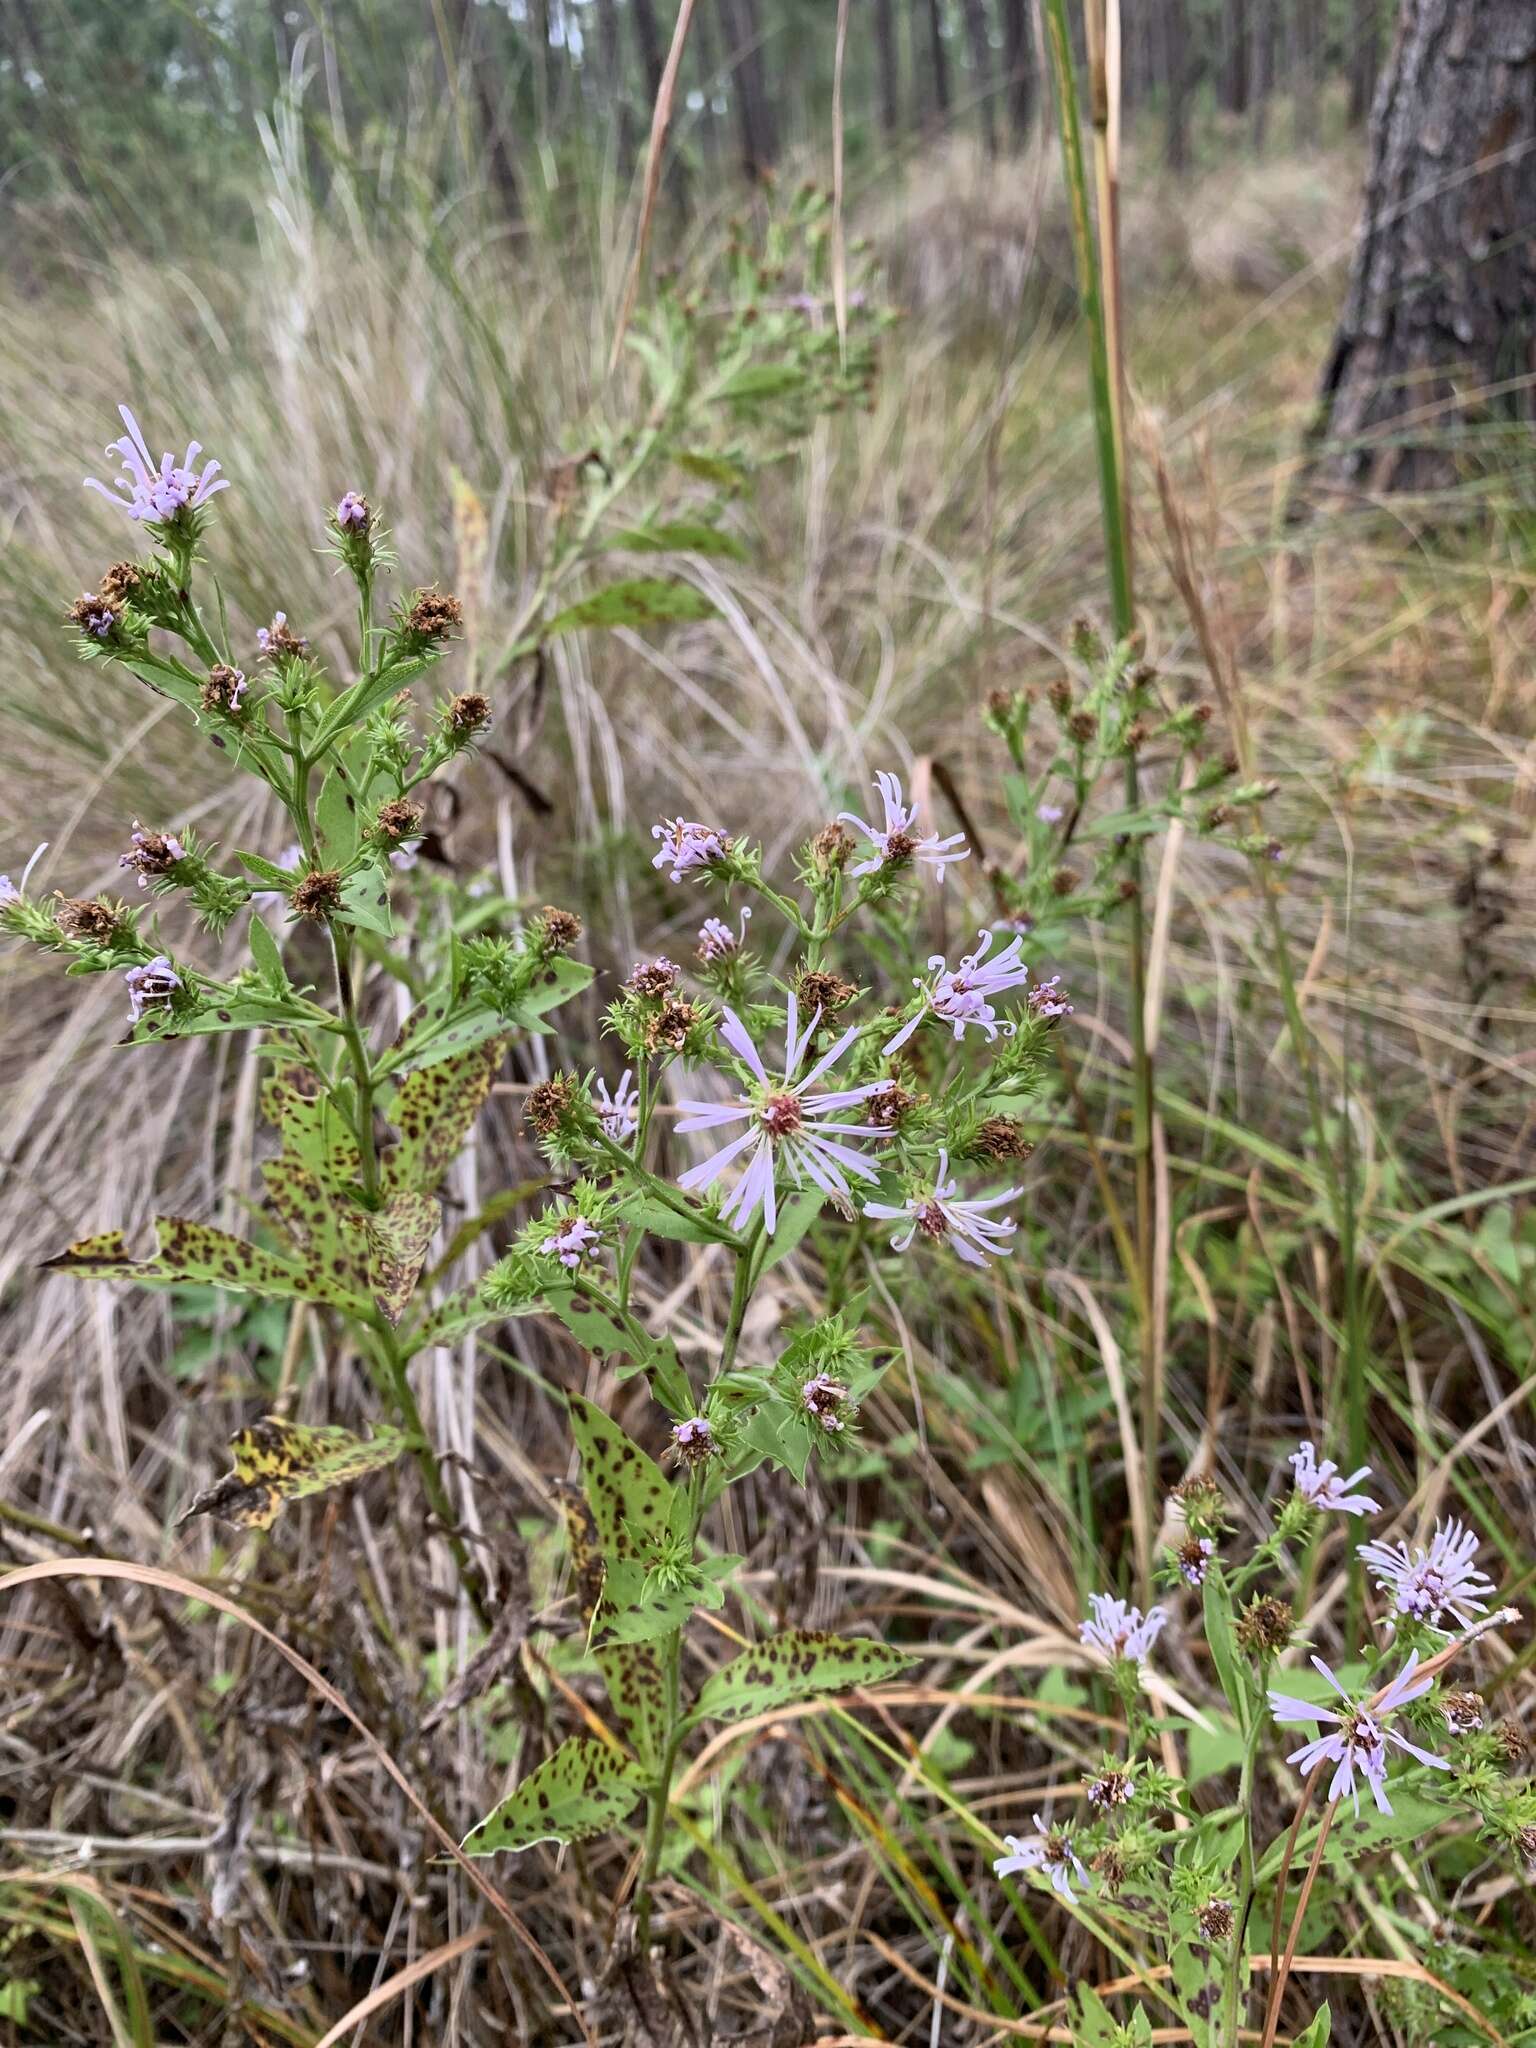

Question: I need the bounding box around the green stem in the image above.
[369,1326,491,1628]
[1225,1711,1263,2046]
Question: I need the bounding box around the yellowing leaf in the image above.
[177,1416,409,1530]
[460,1736,647,1854]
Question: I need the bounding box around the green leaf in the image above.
[542,578,716,640]
[688,1628,918,1726]
[383,1039,506,1196]
[126,992,316,1044]
[1292,2004,1332,2048]
[739,1402,816,1485]
[1202,1564,1250,1730]
[716,363,806,402]
[567,1393,671,1559]
[177,1416,409,1530]
[236,850,298,889]
[598,1554,737,1645]
[337,866,393,938]
[460,1736,647,1854]
[315,758,365,865]
[310,652,436,755]
[763,1184,826,1269]
[245,913,288,989]
[609,520,747,560]
[357,1191,438,1325]
[617,1194,719,1244]
[673,449,749,491]
[611,1334,696,1420]
[547,1285,636,1359]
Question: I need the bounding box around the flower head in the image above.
[336,491,370,530]
[1357,1518,1495,1633]
[863,1148,1021,1269]
[1289,1442,1379,1517]
[801,1372,851,1433]
[1176,1536,1216,1587]
[671,1416,717,1466]
[652,817,730,884]
[257,612,308,662]
[698,907,751,963]
[70,593,121,640]
[625,956,681,999]
[1079,1593,1168,1666]
[675,996,889,1233]
[838,771,968,884]
[1027,974,1073,1021]
[1441,1689,1486,1735]
[119,822,185,888]
[541,1215,603,1270]
[883,928,1031,1054]
[201,664,247,714]
[84,405,228,525]
[1086,1766,1135,1812]
[994,1816,1089,1902]
[595,1070,639,1143]
[1268,1652,1449,1815]
[123,955,182,1022]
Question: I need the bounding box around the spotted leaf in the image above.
[176,1416,409,1530]
[41,1218,369,1313]
[687,1629,918,1726]
[383,1039,506,1195]
[595,1642,669,1773]
[567,1392,671,1562]
[460,1736,647,1854]
[359,1192,439,1325]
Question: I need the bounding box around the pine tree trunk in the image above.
[999,0,1034,143]
[913,0,952,133]
[961,0,999,155]
[1347,0,1382,127]
[1311,0,1536,495]
[874,0,902,135]
[1164,0,1190,172]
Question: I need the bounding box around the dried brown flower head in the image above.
[647,998,701,1053]
[291,868,344,921]
[1234,1594,1293,1657]
[448,691,492,737]
[55,896,123,942]
[406,588,463,642]
[526,1076,577,1139]
[973,1115,1033,1162]
[810,821,855,872]
[537,907,582,954]
[795,967,858,1015]
[98,560,144,605]
[375,798,424,844]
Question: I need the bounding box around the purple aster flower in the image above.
[1358,1519,1496,1634]
[1268,1652,1449,1815]
[1027,974,1073,1021]
[1079,1593,1168,1666]
[698,907,751,963]
[84,405,228,525]
[73,594,119,640]
[388,840,421,873]
[801,1372,851,1433]
[595,1070,639,1143]
[256,611,308,658]
[336,491,370,529]
[1086,1766,1135,1812]
[993,1815,1089,1902]
[1290,1441,1379,1518]
[1177,1536,1216,1587]
[675,996,889,1233]
[119,821,185,889]
[863,1148,1021,1269]
[541,1215,603,1270]
[883,928,1033,1055]
[671,1416,717,1465]
[652,817,730,884]
[0,844,49,906]
[838,771,969,884]
[1037,802,1065,824]
[124,955,182,1022]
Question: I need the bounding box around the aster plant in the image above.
[982,1446,1522,2048]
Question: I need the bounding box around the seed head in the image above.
[526,1075,578,1139]
[1442,1690,1486,1736]
[1068,711,1097,745]
[98,560,144,605]
[1234,1594,1293,1657]
[448,691,492,737]
[1090,1845,1128,1895]
[795,967,858,1015]
[405,588,463,642]
[810,821,855,872]
[1047,677,1073,715]
[647,997,701,1053]
[55,896,123,942]
[973,1115,1033,1162]
[1051,867,1080,897]
[1086,1767,1134,1812]
[869,1081,915,1130]
[1496,1722,1526,1765]
[536,906,582,954]
[375,797,423,844]
[291,868,343,921]
[1197,1899,1235,1942]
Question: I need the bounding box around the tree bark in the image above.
[999,0,1034,143]
[717,0,777,181]
[1310,0,1536,495]
[961,0,998,155]
[1348,0,1382,127]
[913,0,953,134]
[1163,0,1190,173]
[873,0,902,136]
